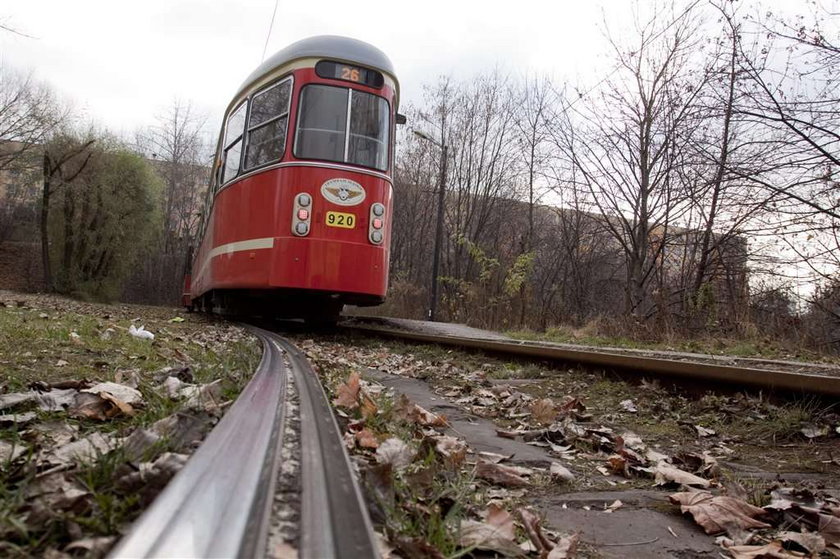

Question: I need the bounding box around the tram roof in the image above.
[236,35,397,98]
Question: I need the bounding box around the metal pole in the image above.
[429,144,447,321]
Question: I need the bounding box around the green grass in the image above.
[308,351,495,556]
[0,293,261,556]
[507,325,839,364]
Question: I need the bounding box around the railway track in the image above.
[106,316,838,557]
[109,326,377,559]
[341,317,840,397]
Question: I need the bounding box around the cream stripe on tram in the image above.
[196,237,276,285]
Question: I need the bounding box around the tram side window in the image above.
[245,78,292,169]
[295,85,389,171]
[222,102,247,184]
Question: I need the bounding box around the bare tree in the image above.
[552,2,705,319]
[515,75,553,250]
[135,100,209,251]
[126,100,209,303]
[0,65,65,241]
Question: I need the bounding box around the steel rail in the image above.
[109,328,287,558]
[344,324,840,397]
[109,327,377,558]
[271,335,379,558]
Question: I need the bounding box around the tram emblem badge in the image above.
[321,178,366,206]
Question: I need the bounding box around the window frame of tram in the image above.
[293,84,391,172]
[220,101,248,187]
[243,76,293,172]
[218,76,295,189]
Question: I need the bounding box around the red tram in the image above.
[184,36,401,322]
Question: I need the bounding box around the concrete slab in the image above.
[363,368,554,466]
[362,367,722,558]
[537,491,720,558]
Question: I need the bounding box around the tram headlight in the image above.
[295,222,309,235]
[371,230,383,243]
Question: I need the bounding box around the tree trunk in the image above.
[41,153,53,291]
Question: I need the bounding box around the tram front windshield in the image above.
[294,85,389,171]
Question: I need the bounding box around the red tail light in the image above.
[292,193,312,236]
[369,203,385,244]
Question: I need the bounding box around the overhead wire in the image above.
[261,0,280,62]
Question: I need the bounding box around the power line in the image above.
[261,0,280,62]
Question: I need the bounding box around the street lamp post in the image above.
[413,130,447,322]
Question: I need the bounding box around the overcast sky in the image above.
[0,0,816,138]
[1,0,635,136]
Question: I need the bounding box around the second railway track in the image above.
[109,325,377,559]
[342,317,840,397]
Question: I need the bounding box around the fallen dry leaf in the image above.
[63,536,116,556]
[605,500,623,513]
[777,531,826,555]
[115,453,188,507]
[122,428,162,461]
[517,507,553,554]
[100,391,136,416]
[392,536,445,559]
[694,425,717,438]
[190,381,224,412]
[376,438,413,470]
[434,435,467,466]
[360,393,378,420]
[817,512,840,546]
[355,428,379,449]
[393,394,447,427]
[478,451,513,463]
[334,371,362,409]
[765,489,840,546]
[69,392,134,421]
[49,432,114,465]
[619,399,637,413]
[0,439,27,463]
[550,462,575,482]
[669,491,771,535]
[724,540,800,558]
[530,398,557,425]
[547,533,579,558]
[0,391,37,410]
[0,411,37,426]
[607,454,629,477]
[27,421,78,447]
[476,460,530,487]
[558,395,586,417]
[30,379,91,391]
[149,412,214,452]
[34,388,78,411]
[459,519,523,556]
[25,472,92,527]
[163,376,183,398]
[655,463,712,488]
[801,425,830,439]
[495,428,519,439]
[484,503,516,540]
